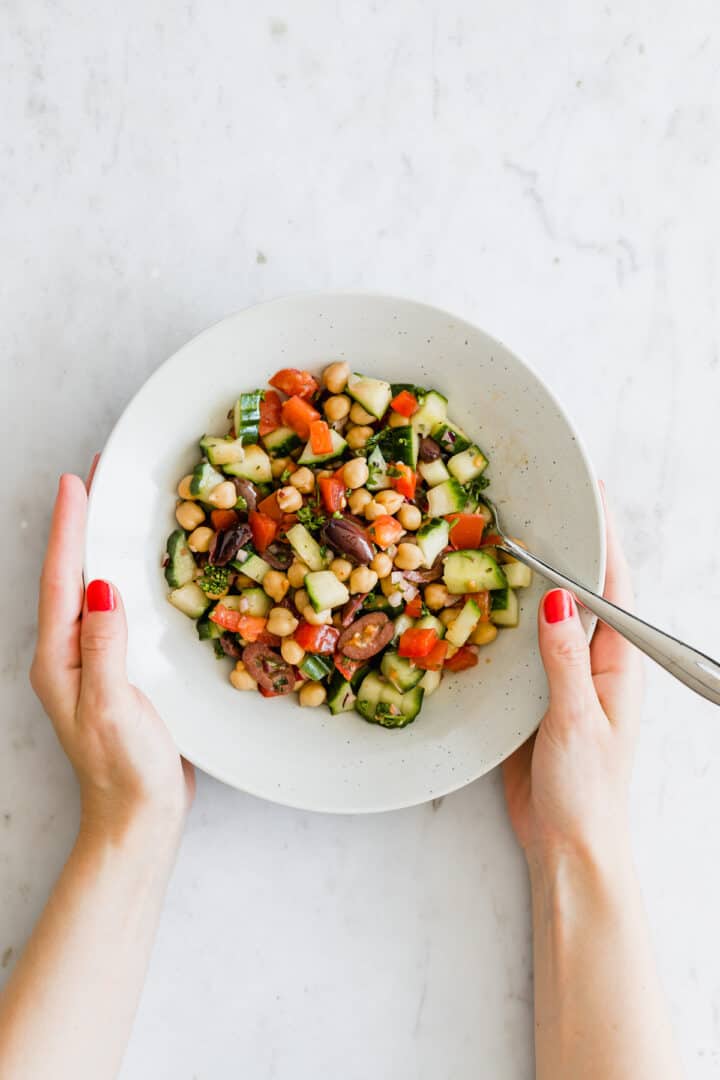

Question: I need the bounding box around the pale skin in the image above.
[0,472,683,1078]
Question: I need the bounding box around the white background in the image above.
[2,2,719,1077]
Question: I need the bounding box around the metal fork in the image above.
[482,498,720,706]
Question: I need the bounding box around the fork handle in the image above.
[500,539,720,706]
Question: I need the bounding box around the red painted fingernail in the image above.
[86,579,115,612]
[543,589,574,623]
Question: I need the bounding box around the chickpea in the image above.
[349,401,375,425]
[263,570,289,603]
[323,394,351,423]
[394,543,423,571]
[381,575,401,599]
[346,425,374,450]
[281,638,305,665]
[349,566,379,594]
[176,501,205,531]
[267,607,299,638]
[287,560,309,589]
[343,457,369,490]
[316,469,333,480]
[234,572,255,588]
[330,557,353,583]
[439,607,459,628]
[370,552,393,579]
[471,622,498,646]
[424,583,450,611]
[349,488,372,514]
[294,588,310,612]
[276,486,303,513]
[177,474,195,500]
[304,606,332,625]
[397,504,422,531]
[363,500,385,522]
[289,466,315,494]
[230,668,258,691]
[299,681,327,707]
[187,526,215,553]
[207,481,238,510]
[323,361,350,394]
[376,489,404,515]
[388,411,407,428]
[270,456,293,479]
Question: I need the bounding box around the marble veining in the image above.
[1,2,719,1077]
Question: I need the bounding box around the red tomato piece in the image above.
[444,645,479,672]
[390,463,417,500]
[333,653,365,681]
[414,639,448,671]
[210,509,238,531]
[390,390,419,417]
[368,515,404,549]
[318,476,346,513]
[209,607,268,641]
[446,513,486,550]
[281,395,321,440]
[269,368,319,401]
[294,622,340,654]
[398,627,439,658]
[249,510,279,553]
[403,596,423,619]
[259,390,283,436]
[310,419,333,455]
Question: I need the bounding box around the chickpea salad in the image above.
[163,363,532,727]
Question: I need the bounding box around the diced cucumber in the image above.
[446,598,482,647]
[300,654,334,681]
[381,651,424,691]
[416,517,450,569]
[213,594,243,611]
[419,668,442,696]
[415,613,446,639]
[190,462,225,499]
[447,445,489,484]
[411,390,448,437]
[391,612,416,644]
[418,458,450,487]
[286,523,327,572]
[347,373,392,419]
[231,552,271,584]
[390,382,427,398]
[443,550,507,594]
[238,588,272,617]
[373,425,419,468]
[326,673,357,714]
[426,478,467,517]
[432,420,472,455]
[366,446,391,491]
[490,587,520,627]
[503,561,533,589]
[362,593,393,614]
[164,529,197,588]
[262,425,302,457]
[304,570,350,612]
[200,435,246,466]
[233,390,263,445]
[168,581,210,619]
[298,428,347,465]
[197,613,223,640]
[355,673,424,728]
[223,445,272,483]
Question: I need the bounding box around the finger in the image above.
[85,453,100,492]
[538,589,597,725]
[590,488,636,678]
[36,475,88,672]
[79,580,129,702]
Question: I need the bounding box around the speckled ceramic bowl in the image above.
[85,293,605,813]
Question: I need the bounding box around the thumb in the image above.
[538,588,596,715]
[80,579,128,697]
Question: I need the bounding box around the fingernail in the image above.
[543,589,574,623]
[87,579,115,612]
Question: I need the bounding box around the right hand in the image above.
[503,495,644,864]
[30,472,194,840]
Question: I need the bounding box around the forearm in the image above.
[529,842,683,1080]
[0,811,183,1080]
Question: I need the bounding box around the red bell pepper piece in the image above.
[310,419,333,455]
[390,463,417,500]
[444,645,479,672]
[249,510,278,553]
[403,595,423,619]
[318,475,346,513]
[390,389,419,417]
[465,590,491,622]
[414,639,448,671]
[210,509,239,531]
[281,395,321,440]
[269,368,319,401]
[257,492,283,522]
[293,622,340,654]
[445,513,486,550]
[398,627,439,659]
[209,607,268,640]
[368,515,404,549]
[259,390,283,436]
[333,653,365,681]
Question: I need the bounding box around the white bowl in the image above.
[85,293,605,814]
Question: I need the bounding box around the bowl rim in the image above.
[86,290,606,812]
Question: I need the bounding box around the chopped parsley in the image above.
[465,475,491,500]
[198,565,231,595]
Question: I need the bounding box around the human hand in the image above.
[503,495,643,866]
[30,470,194,841]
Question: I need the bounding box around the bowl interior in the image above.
[85,293,604,813]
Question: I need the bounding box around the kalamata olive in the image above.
[242,644,294,694]
[322,517,374,565]
[209,523,252,566]
[219,633,244,660]
[337,612,394,659]
[418,437,442,462]
[340,593,367,627]
[263,542,293,570]
[231,477,257,513]
[403,565,442,583]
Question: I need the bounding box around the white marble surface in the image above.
[2,2,719,1076]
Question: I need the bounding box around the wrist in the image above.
[528,832,635,916]
[78,790,188,857]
